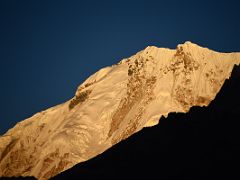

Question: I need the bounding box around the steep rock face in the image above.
[0,42,240,179]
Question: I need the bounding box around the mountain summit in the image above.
[1,42,240,179]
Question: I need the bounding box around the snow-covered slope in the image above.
[0,42,240,179]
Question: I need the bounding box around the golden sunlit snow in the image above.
[0,42,240,179]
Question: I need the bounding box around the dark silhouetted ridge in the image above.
[52,66,240,180]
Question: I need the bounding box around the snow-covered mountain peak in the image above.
[0,42,240,179]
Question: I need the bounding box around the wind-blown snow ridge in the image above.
[0,42,240,179]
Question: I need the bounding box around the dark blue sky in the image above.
[0,0,240,135]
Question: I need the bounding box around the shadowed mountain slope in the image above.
[53,66,240,180]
